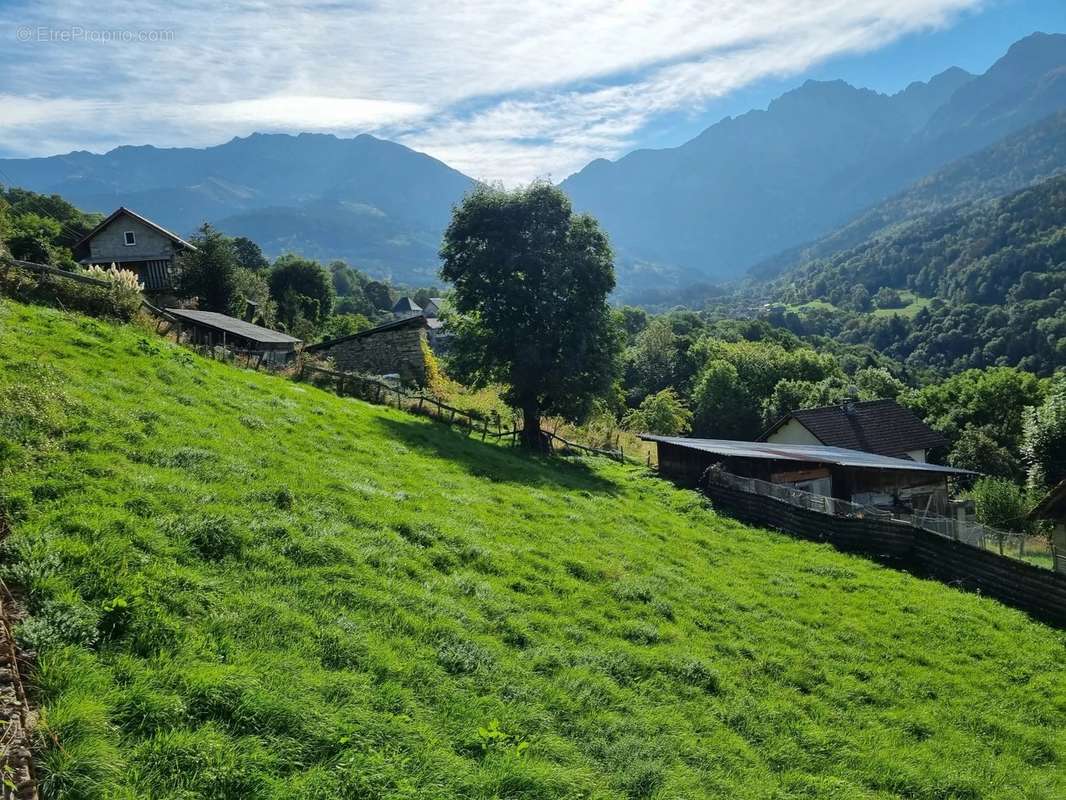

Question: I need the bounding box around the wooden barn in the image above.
[166,308,301,363]
[641,435,973,515]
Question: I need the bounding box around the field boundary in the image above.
[299,362,631,461]
[703,480,1066,627]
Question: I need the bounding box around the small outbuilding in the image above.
[166,308,301,363]
[422,297,446,318]
[641,435,973,514]
[392,297,422,318]
[306,314,440,385]
[1030,481,1066,574]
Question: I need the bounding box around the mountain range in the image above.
[0,133,474,284]
[1,32,1064,297]
[562,32,1066,296]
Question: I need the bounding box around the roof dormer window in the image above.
[124,231,136,246]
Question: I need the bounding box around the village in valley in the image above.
[1,6,1066,800]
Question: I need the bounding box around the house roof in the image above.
[74,207,197,252]
[759,399,947,457]
[1030,480,1066,520]
[639,435,974,476]
[392,297,422,313]
[304,313,428,352]
[165,308,301,345]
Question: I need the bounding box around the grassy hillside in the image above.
[2,299,1065,800]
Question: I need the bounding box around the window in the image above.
[124,231,136,246]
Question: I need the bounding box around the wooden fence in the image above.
[703,480,1066,628]
[0,256,111,287]
[299,362,628,461]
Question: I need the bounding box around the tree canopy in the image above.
[440,182,621,448]
[177,224,239,312]
[269,255,336,337]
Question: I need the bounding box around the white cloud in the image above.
[0,0,984,181]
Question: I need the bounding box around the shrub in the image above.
[18,598,100,652]
[0,261,142,321]
[970,478,1035,535]
[623,387,692,436]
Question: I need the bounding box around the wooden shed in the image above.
[166,308,301,363]
[641,435,973,515]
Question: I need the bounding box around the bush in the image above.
[623,388,692,435]
[970,478,1035,535]
[0,261,141,321]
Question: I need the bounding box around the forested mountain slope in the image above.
[766,174,1066,374]
[751,110,1066,280]
[562,33,1066,291]
[2,299,1065,798]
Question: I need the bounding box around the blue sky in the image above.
[0,0,1063,182]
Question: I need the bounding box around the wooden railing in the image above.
[299,362,628,462]
[0,256,111,287]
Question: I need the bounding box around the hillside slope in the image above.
[2,300,1065,799]
[764,174,1066,374]
[751,109,1066,281]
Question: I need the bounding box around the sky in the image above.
[0,0,1063,184]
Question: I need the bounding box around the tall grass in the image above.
[1,298,1065,799]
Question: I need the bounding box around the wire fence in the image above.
[712,469,1053,568]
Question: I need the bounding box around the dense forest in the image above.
[739,174,1066,376]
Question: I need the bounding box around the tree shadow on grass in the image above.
[375,415,620,495]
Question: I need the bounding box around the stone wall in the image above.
[321,325,427,385]
[88,216,177,263]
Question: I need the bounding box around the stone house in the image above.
[392,297,422,318]
[73,207,195,291]
[306,314,437,385]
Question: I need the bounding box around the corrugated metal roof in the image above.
[165,308,301,344]
[640,435,974,475]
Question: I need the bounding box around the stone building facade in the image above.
[73,207,195,291]
[307,315,430,385]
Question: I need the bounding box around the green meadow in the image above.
[1,298,1065,800]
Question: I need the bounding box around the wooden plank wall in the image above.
[704,482,1066,628]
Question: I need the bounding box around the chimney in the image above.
[843,385,859,415]
[243,299,259,323]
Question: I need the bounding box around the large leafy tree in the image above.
[176,224,239,312]
[232,236,270,272]
[268,255,335,336]
[440,182,621,449]
[1022,373,1066,489]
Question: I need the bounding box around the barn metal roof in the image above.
[165,308,301,344]
[639,435,974,475]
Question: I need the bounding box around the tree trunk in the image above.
[520,404,545,451]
